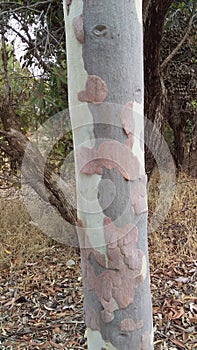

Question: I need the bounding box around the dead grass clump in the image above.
[0,198,57,268]
[148,170,197,267]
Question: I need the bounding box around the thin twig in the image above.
[161,11,196,71]
[5,23,51,72]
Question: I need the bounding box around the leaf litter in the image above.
[0,171,196,349]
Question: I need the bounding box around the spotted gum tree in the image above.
[63,0,153,349]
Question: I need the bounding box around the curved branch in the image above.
[161,12,196,71]
[7,128,77,226]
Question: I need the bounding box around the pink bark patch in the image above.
[104,216,138,247]
[120,101,135,135]
[113,276,136,308]
[101,297,117,322]
[119,319,143,332]
[76,218,89,248]
[80,218,146,326]
[77,218,83,227]
[140,130,144,151]
[72,15,84,44]
[101,309,114,323]
[66,0,72,15]
[130,175,148,214]
[84,304,100,331]
[100,276,113,301]
[78,75,108,103]
[141,331,151,350]
[125,133,135,149]
[107,247,124,270]
[120,102,136,149]
[77,140,140,180]
[101,296,117,313]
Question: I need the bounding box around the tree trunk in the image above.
[64,1,153,349]
[174,127,186,169]
[166,96,189,170]
[143,0,174,175]
[189,120,197,177]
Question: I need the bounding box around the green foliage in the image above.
[0,43,37,132]
[1,0,195,172]
[164,122,175,155]
[0,0,68,115]
[162,0,197,162]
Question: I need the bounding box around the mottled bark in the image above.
[64,1,153,349]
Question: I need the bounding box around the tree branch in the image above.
[0,140,14,157]
[161,12,196,71]
[0,130,9,137]
[0,1,55,15]
[6,23,51,72]
[0,32,11,103]
[0,105,77,226]
[8,128,77,226]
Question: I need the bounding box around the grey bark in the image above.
[64,0,153,349]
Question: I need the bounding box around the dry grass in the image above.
[0,198,54,268]
[148,170,196,267]
[0,171,196,349]
[0,171,196,269]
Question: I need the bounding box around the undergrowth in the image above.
[0,171,196,269]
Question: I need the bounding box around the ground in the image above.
[0,171,196,349]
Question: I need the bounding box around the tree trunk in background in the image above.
[166,97,186,169]
[64,1,153,349]
[166,95,196,172]
[143,0,174,175]
[174,126,186,169]
[189,120,197,177]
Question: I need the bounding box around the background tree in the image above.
[144,0,196,175]
[0,0,196,227]
[161,0,197,173]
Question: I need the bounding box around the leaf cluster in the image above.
[0,0,68,115]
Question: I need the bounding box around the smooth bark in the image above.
[64,1,153,349]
